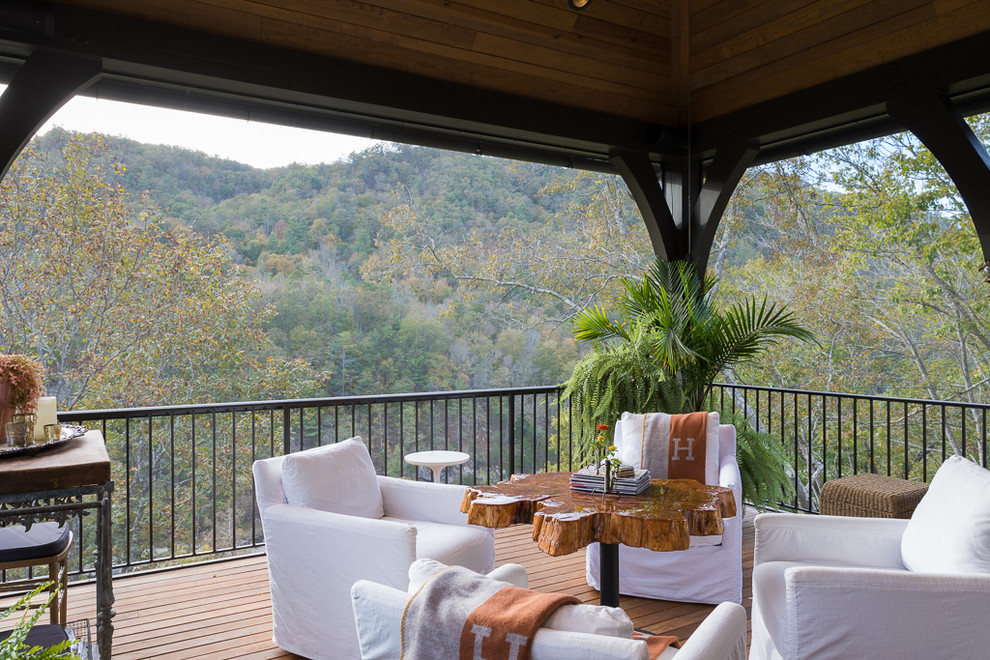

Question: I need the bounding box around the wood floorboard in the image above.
[1,509,757,659]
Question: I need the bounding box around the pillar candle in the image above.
[33,396,57,441]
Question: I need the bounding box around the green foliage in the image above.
[719,409,795,511]
[567,259,811,504]
[0,583,81,660]
[561,322,681,458]
[573,259,814,412]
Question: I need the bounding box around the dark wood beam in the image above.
[0,50,99,178]
[692,142,759,277]
[613,143,757,275]
[695,29,990,163]
[0,3,666,172]
[610,149,683,261]
[887,93,990,262]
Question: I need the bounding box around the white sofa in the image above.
[587,421,743,604]
[751,456,990,659]
[253,438,495,660]
[352,560,748,660]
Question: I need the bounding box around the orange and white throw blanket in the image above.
[400,565,579,660]
[400,565,678,660]
[623,411,710,483]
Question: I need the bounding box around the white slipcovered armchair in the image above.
[587,418,743,604]
[750,455,990,660]
[351,559,748,660]
[253,437,495,660]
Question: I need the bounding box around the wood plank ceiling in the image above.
[1,1,990,168]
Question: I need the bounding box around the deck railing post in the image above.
[508,394,516,477]
[282,404,291,456]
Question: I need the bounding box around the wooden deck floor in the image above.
[7,510,755,659]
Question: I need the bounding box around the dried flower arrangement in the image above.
[0,354,46,412]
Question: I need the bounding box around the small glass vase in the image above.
[6,413,34,447]
[604,460,615,493]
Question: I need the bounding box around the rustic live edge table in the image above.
[460,472,736,607]
[0,431,114,660]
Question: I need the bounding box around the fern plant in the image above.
[564,258,812,509]
[562,322,680,462]
[719,409,795,510]
[0,583,82,660]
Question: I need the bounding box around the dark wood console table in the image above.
[0,431,114,659]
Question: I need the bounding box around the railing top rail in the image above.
[59,385,564,421]
[713,382,990,411]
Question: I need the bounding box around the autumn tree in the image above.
[364,171,655,332]
[0,132,326,410]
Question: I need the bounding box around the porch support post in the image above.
[887,93,990,265]
[0,51,101,179]
[612,144,757,278]
[692,142,759,276]
[610,149,685,261]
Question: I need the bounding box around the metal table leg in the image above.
[599,542,620,607]
[95,486,115,660]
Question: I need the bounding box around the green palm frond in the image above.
[572,305,629,343]
[564,257,813,506]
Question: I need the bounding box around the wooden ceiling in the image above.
[1,0,990,169]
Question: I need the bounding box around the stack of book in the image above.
[569,466,652,495]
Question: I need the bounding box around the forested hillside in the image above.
[6,122,988,411]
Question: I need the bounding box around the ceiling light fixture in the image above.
[569,0,591,10]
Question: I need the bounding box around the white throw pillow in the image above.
[617,411,720,484]
[280,437,384,518]
[901,455,990,574]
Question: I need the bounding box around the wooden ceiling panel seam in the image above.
[126,0,673,92]
[690,1,939,94]
[571,13,670,52]
[366,0,671,70]
[261,16,671,123]
[259,15,668,108]
[690,3,990,123]
[690,0,919,66]
[205,0,480,50]
[689,0,794,46]
[527,0,672,25]
[472,32,671,94]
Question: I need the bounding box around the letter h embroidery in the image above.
[670,436,695,461]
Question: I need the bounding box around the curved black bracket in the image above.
[611,144,757,277]
[888,92,990,265]
[0,51,101,179]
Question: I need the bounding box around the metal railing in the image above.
[28,382,990,582]
[56,386,577,578]
[712,383,989,513]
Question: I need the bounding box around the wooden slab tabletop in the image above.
[0,430,111,495]
[461,472,736,557]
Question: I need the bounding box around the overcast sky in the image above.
[19,88,381,169]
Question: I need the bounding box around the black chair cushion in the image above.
[0,522,71,562]
[0,623,69,648]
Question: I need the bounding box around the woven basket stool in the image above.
[819,473,929,519]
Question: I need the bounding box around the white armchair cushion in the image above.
[901,455,990,574]
[617,412,719,484]
[280,437,384,519]
[384,517,494,574]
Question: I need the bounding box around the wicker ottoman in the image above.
[819,473,929,519]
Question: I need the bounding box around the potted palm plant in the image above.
[0,354,45,446]
[563,259,814,509]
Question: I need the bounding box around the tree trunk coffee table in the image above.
[460,472,735,607]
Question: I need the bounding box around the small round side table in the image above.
[404,450,470,483]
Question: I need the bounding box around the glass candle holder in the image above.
[43,423,62,443]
